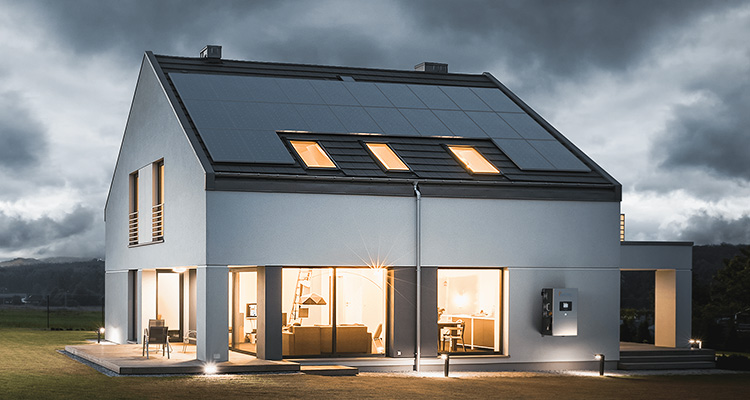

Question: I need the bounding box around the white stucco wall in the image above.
[422,198,621,268]
[105,57,207,272]
[505,267,621,362]
[104,271,130,343]
[206,191,416,267]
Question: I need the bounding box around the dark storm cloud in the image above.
[0,206,95,250]
[655,78,750,181]
[400,0,737,78]
[28,0,287,59]
[678,211,750,245]
[0,91,48,170]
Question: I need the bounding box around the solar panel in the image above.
[399,108,452,136]
[470,87,523,112]
[170,73,217,100]
[221,101,273,130]
[408,84,460,110]
[309,80,360,106]
[209,75,256,102]
[181,100,236,129]
[344,82,393,107]
[498,113,555,140]
[243,77,288,103]
[275,78,325,104]
[375,83,426,108]
[432,110,485,138]
[330,106,382,133]
[492,138,555,170]
[200,129,295,164]
[528,140,591,172]
[294,104,346,133]
[440,86,491,111]
[365,107,418,136]
[465,112,521,139]
[261,102,309,131]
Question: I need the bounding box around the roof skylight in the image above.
[290,140,336,168]
[365,143,410,171]
[447,145,500,174]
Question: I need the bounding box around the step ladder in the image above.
[288,269,312,325]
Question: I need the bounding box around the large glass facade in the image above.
[281,267,385,357]
[437,269,502,354]
[230,269,258,354]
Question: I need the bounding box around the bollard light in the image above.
[97,327,105,343]
[442,353,450,377]
[689,339,702,349]
[594,354,605,376]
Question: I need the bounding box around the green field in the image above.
[0,307,103,330]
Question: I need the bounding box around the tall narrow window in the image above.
[447,146,500,174]
[152,160,165,241]
[365,143,410,171]
[290,141,337,169]
[128,171,139,246]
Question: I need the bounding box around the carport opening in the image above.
[620,270,655,344]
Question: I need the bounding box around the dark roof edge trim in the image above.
[482,72,622,188]
[147,51,216,188]
[621,241,694,247]
[211,174,620,202]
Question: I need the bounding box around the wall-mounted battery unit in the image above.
[541,288,578,336]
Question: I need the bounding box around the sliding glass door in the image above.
[281,267,385,357]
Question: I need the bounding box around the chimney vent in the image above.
[200,45,222,60]
[415,62,448,73]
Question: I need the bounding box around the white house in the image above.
[104,46,692,371]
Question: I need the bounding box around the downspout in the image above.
[413,182,422,372]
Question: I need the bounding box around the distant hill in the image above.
[0,258,104,306]
[0,257,101,267]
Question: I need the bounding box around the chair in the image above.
[143,326,171,359]
[442,320,466,352]
[182,329,197,353]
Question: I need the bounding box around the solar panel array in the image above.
[170,73,590,171]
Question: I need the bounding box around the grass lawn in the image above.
[1,327,749,399]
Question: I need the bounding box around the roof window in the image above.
[290,140,336,168]
[447,145,500,174]
[365,143,410,171]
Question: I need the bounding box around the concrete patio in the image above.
[65,341,299,375]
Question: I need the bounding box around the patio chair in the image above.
[143,326,171,359]
[182,329,197,353]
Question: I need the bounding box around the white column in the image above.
[655,269,691,348]
[197,265,229,362]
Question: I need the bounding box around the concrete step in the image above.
[301,365,358,376]
[618,361,716,370]
[620,349,714,357]
[620,354,715,363]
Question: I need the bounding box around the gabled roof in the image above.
[147,52,620,201]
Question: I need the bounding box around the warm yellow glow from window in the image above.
[447,146,500,174]
[290,141,336,168]
[365,143,409,171]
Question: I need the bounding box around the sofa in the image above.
[282,325,372,356]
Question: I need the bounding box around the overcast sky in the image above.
[1,0,749,260]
